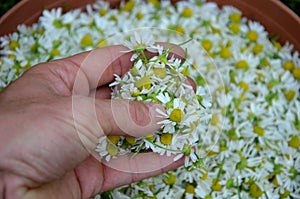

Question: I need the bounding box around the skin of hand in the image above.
[0,44,186,199]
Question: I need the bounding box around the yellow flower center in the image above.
[181,7,193,18]
[274,41,282,50]
[9,40,20,50]
[288,135,300,148]
[212,27,221,34]
[109,15,118,22]
[219,47,232,59]
[272,176,279,187]
[145,134,155,140]
[106,142,118,156]
[96,39,108,48]
[283,61,295,71]
[247,30,258,42]
[175,26,185,34]
[229,12,241,22]
[164,173,176,185]
[280,190,291,198]
[153,67,167,78]
[292,68,300,80]
[249,183,263,198]
[207,150,218,156]
[252,43,263,54]
[80,35,93,47]
[160,133,173,145]
[202,39,213,51]
[253,125,264,136]
[130,66,139,76]
[261,58,270,67]
[229,23,240,34]
[257,72,264,81]
[236,60,249,70]
[212,179,222,191]
[220,146,228,151]
[50,48,60,57]
[238,81,249,92]
[131,90,140,97]
[148,0,160,7]
[170,108,184,122]
[123,1,135,12]
[185,184,195,194]
[107,135,120,144]
[211,114,220,126]
[99,9,107,16]
[285,90,295,101]
[204,195,213,199]
[8,54,16,60]
[125,137,136,145]
[136,12,144,20]
[200,172,208,180]
[135,76,152,90]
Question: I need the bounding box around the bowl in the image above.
[1,0,300,52]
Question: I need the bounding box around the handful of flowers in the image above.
[96,33,209,167]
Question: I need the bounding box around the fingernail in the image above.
[148,103,166,124]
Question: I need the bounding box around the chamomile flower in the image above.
[96,136,115,161]
[39,8,63,29]
[123,31,155,52]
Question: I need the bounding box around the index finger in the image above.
[67,44,186,92]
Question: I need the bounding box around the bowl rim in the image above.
[1,0,300,51]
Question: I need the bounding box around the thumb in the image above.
[72,96,164,152]
[110,99,164,137]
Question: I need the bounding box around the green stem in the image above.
[144,137,183,153]
[264,191,269,199]
[131,143,145,159]
[216,158,225,179]
[138,49,149,64]
[174,73,187,94]
[177,38,193,47]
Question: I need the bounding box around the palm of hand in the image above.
[0,46,183,199]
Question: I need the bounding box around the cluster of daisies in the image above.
[1,0,300,199]
[96,32,211,167]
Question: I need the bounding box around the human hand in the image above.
[0,45,185,198]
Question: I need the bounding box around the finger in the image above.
[72,97,165,152]
[90,86,112,99]
[22,152,184,199]
[185,77,197,92]
[64,44,186,91]
[73,154,184,198]
[70,45,133,92]
[101,152,183,174]
[101,152,184,192]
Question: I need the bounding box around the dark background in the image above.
[1,0,300,17]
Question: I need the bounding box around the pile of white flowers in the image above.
[1,0,300,198]
[96,33,210,167]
